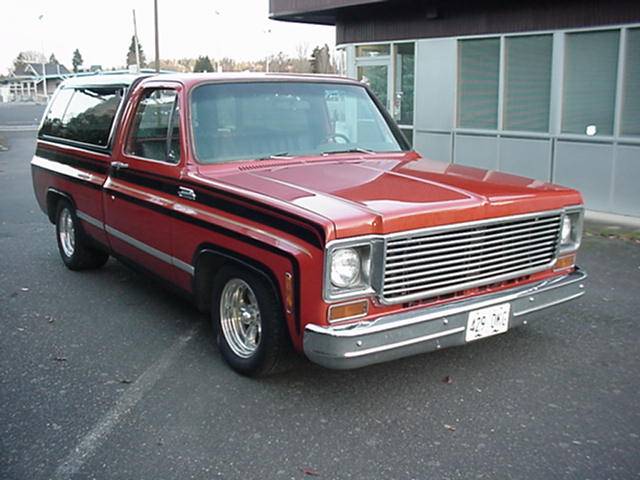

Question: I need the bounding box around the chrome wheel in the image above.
[219,278,262,358]
[59,208,75,257]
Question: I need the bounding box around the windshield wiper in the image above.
[321,147,375,155]
[257,152,291,161]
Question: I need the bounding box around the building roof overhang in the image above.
[269,0,388,25]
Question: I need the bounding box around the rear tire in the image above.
[212,265,290,377]
[55,200,109,271]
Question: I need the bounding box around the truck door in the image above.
[103,84,184,282]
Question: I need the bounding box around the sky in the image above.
[1,0,336,73]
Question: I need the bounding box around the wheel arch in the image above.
[46,188,75,224]
[192,244,286,319]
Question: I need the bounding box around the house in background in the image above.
[2,62,71,102]
[270,0,640,218]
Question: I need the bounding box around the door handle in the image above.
[178,186,196,201]
[110,161,129,170]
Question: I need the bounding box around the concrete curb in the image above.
[585,210,640,230]
[0,125,39,131]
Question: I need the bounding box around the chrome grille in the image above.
[382,212,562,303]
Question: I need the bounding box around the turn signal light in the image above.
[555,253,576,271]
[284,273,294,314]
[328,300,368,323]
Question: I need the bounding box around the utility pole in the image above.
[132,9,141,72]
[213,10,221,72]
[264,29,272,73]
[38,14,47,100]
[154,0,160,72]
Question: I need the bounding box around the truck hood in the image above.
[195,153,582,239]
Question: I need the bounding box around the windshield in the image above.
[190,81,405,164]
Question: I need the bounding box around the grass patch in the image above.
[585,225,640,243]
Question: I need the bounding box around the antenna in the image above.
[154,0,160,72]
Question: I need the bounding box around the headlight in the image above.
[559,207,584,253]
[324,240,381,301]
[330,248,361,288]
[561,216,572,244]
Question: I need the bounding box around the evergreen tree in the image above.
[193,55,214,72]
[49,53,59,65]
[13,52,26,72]
[126,36,146,68]
[310,44,332,74]
[72,49,83,73]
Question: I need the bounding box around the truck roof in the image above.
[60,72,151,88]
[60,72,361,90]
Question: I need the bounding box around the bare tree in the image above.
[292,42,312,73]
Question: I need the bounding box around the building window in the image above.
[622,28,640,137]
[395,43,415,127]
[400,127,413,146]
[356,44,390,57]
[457,38,500,129]
[358,64,389,109]
[562,30,620,136]
[504,35,553,132]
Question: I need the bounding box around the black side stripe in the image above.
[36,145,108,175]
[107,188,303,333]
[113,168,323,249]
[32,164,102,190]
[36,144,325,249]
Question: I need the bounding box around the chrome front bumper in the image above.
[304,268,587,369]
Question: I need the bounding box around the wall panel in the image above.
[612,145,640,216]
[554,141,613,211]
[499,137,552,181]
[454,134,499,170]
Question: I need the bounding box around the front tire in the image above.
[55,200,109,270]
[212,265,290,376]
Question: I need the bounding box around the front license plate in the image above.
[465,303,511,342]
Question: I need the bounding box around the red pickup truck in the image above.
[31,73,586,376]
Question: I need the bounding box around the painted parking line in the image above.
[52,324,201,480]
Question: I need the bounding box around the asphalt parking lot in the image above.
[1,106,639,480]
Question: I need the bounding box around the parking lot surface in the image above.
[1,109,639,479]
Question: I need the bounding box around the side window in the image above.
[40,87,123,147]
[126,89,180,163]
[40,88,74,138]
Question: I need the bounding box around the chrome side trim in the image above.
[76,211,194,275]
[105,225,194,275]
[343,327,466,358]
[76,210,104,230]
